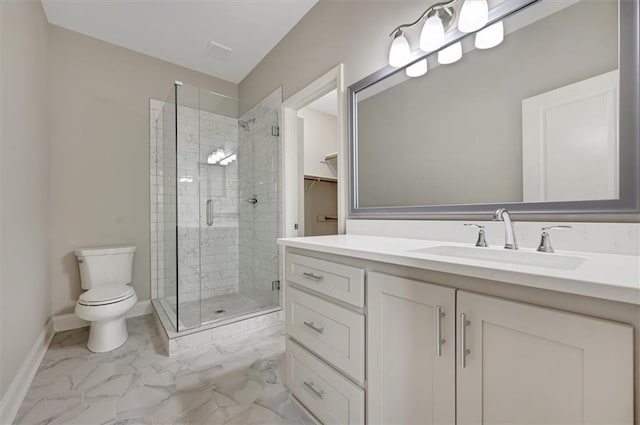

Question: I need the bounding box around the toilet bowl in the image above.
[74,246,137,353]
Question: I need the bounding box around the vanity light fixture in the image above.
[389,30,411,67]
[388,0,457,68]
[438,42,463,64]
[475,20,504,49]
[388,0,501,77]
[406,58,428,77]
[458,0,489,33]
[420,12,446,52]
[219,153,237,166]
[207,148,226,164]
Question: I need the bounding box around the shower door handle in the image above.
[206,199,213,226]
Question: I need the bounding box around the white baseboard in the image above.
[52,300,152,332]
[0,319,54,425]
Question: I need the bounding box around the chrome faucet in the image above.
[493,208,518,250]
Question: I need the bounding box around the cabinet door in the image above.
[457,291,633,425]
[367,272,456,425]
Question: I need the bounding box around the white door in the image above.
[367,272,456,425]
[457,291,633,425]
[522,70,619,202]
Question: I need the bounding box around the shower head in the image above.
[238,118,255,131]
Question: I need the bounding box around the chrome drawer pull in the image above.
[302,272,324,281]
[460,313,471,368]
[303,321,325,334]
[303,380,325,399]
[435,305,446,357]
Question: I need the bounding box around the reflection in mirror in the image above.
[355,0,619,209]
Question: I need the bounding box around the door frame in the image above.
[281,64,346,238]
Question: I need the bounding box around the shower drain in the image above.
[214,309,225,314]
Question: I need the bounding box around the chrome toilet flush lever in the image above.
[464,224,488,247]
[537,225,572,253]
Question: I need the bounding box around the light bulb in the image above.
[406,59,428,77]
[388,31,411,67]
[475,20,504,49]
[437,42,462,64]
[419,14,445,52]
[458,0,489,33]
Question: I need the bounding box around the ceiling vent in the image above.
[204,40,233,60]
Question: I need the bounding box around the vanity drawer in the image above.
[286,253,365,307]
[286,339,365,425]
[286,287,365,382]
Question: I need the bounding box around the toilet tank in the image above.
[74,246,136,290]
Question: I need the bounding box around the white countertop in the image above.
[278,234,640,305]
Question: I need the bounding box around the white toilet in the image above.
[74,245,137,353]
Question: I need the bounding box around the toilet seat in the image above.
[78,284,135,306]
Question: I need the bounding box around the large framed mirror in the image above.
[349,0,639,217]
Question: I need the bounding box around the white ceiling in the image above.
[306,89,337,116]
[41,0,318,84]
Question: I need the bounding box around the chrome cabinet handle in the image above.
[206,199,213,226]
[435,305,446,357]
[302,272,324,281]
[460,313,471,368]
[303,380,324,399]
[303,321,324,334]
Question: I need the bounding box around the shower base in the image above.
[179,292,275,329]
[152,295,282,355]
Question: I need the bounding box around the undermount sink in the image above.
[409,245,586,270]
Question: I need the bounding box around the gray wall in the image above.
[238,0,638,222]
[357,1,617,208]
[48,25,238,315]
[239,0,435,108]
[1,0,51,400]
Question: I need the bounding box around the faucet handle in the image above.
[537,225,572,253]
[464,223,488,247]
[541,225,572,232]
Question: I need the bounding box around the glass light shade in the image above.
[475,20,504,49]
[437,42,462,64]
[419,15,445,52]
[207,148,226,164]
[389,32,411,67]
[458,0,489,33]
[406,59,428,77]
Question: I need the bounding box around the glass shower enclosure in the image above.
[151,82,281,332]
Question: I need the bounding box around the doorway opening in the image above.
[281,64,346,238]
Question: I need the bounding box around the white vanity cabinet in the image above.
[283,248,635,425]
[367,274,633,425]
[367,272,456,425]
[284,253,366,425]
[456,290,634,425]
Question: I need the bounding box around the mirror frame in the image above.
[348,0,639,217]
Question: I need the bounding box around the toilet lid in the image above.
[79,284,135,306]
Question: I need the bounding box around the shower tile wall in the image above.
[198,110,240,300]
[238,88,282,305]
[150,99,240,309]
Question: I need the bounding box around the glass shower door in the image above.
[156,83,179,330]
[197,87,243,325]
[237,97,281,310]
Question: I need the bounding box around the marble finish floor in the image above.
[172,293,276,330]
[15,316,313,425]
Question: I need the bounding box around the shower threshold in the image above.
[152,297,282,355]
